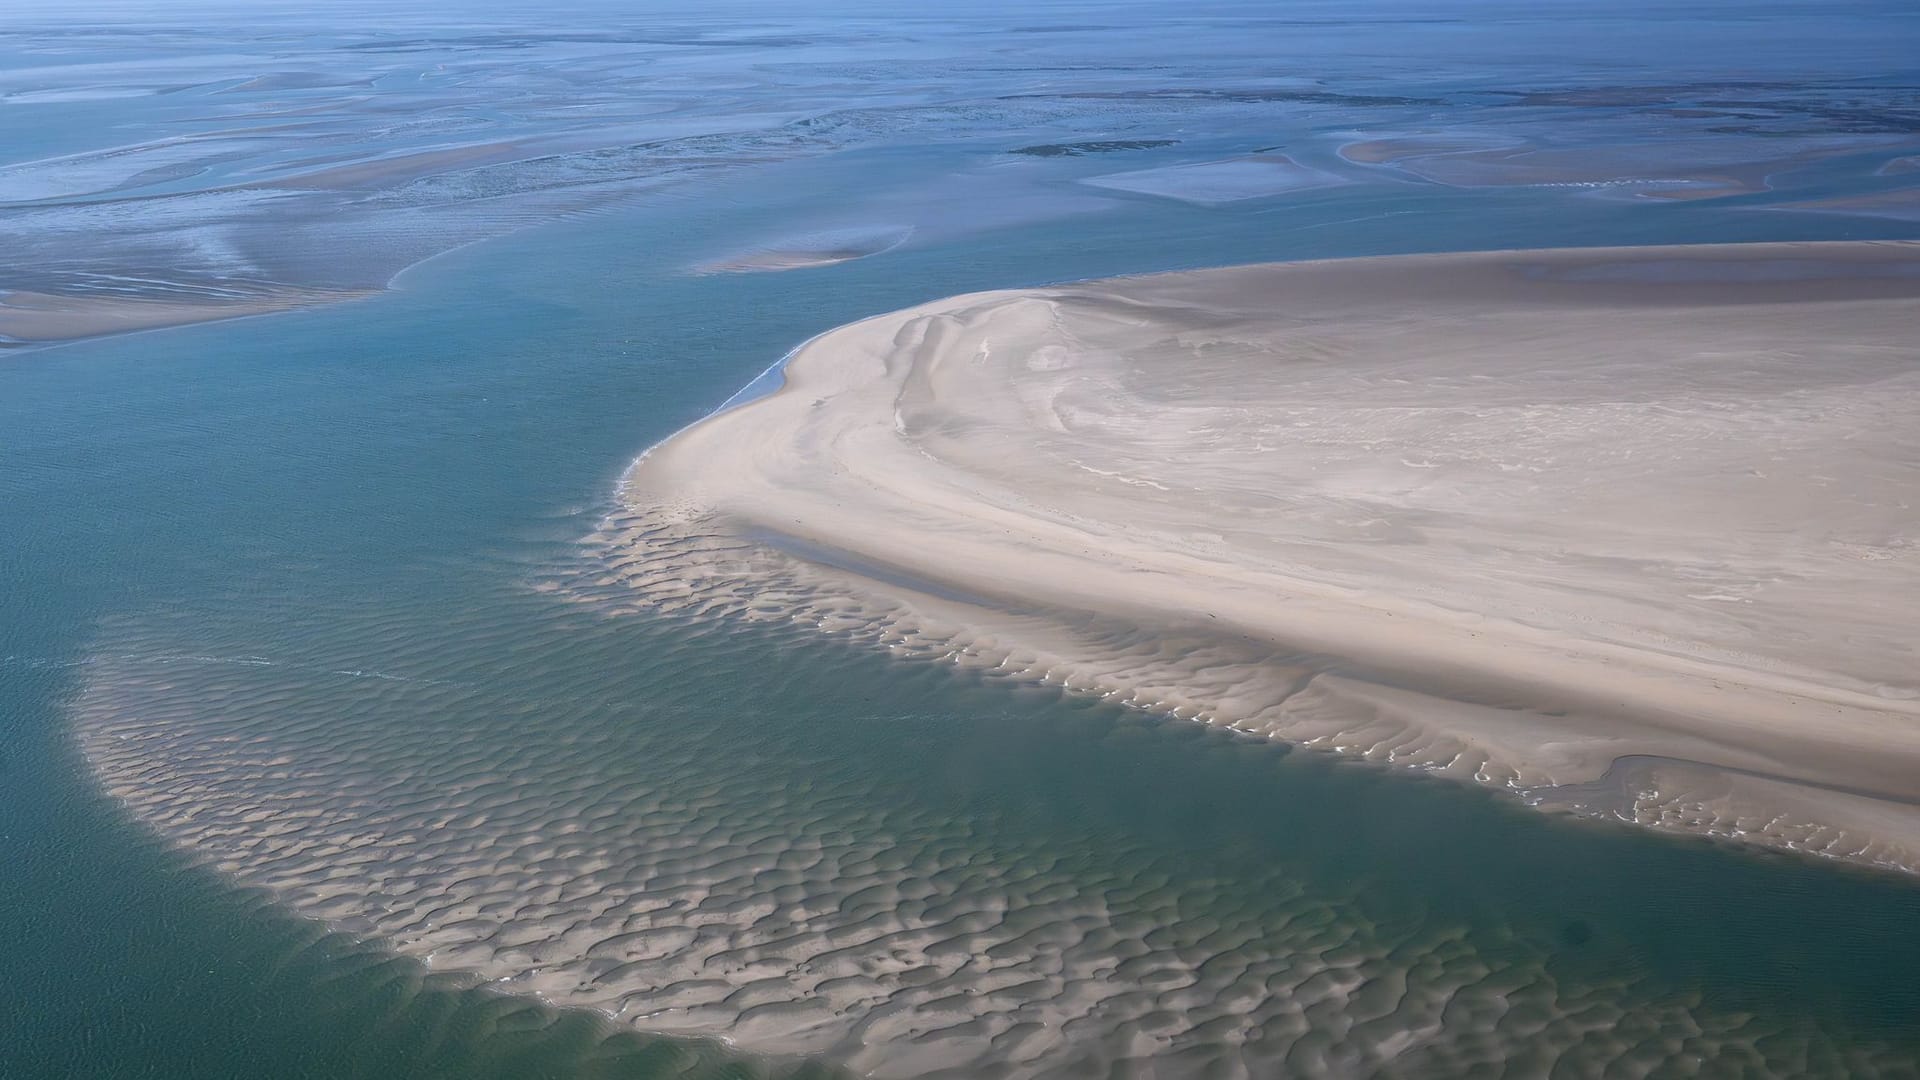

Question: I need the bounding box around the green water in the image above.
[7,4,1920,1075]
[4,158,1918,1077]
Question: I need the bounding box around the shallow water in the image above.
[5,1,1920,1076]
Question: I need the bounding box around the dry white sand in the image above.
[621,241,1920,871]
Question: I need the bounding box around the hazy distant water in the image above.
[4,1,1920,1076]
[5,0,1920,342]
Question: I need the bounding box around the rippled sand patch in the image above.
[71,612,1920,1078]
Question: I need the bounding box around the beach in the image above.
[619,241,1920,871]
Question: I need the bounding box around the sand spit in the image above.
[0,286,370,347]
[616,242,1920,872]
[695,227,915,275]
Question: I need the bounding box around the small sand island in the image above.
[615,242,1920,871]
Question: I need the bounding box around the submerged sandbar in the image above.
[619,241,1920,870]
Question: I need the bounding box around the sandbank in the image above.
[0,287,367,346]
[694,226,913,275]
[617,241,1920,871]
[1773,188,1920,223]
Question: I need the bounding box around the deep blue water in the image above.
[4,2,1920,1076]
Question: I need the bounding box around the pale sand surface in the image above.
[618,241,1920,871]
[0,287,368,345]
[695,227,915,275]
[697,249,879,273]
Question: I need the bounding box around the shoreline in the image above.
[612,240,1920,872]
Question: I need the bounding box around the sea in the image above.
[4,1,1920,1076]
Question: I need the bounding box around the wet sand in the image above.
[694,227,915,275]
[618,241,1920,871]
[1774,189,1920,223]
[0,288,367,346]
[1339,135,1914,200]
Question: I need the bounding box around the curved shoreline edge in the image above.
[616,241,1920,873]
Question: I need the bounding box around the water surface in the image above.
[4,1,1920,1076]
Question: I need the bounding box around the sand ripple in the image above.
[71,582,1920,1077]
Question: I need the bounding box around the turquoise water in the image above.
[6,3,1920,1076]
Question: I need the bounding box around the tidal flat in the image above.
[5,1,1920,1078]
